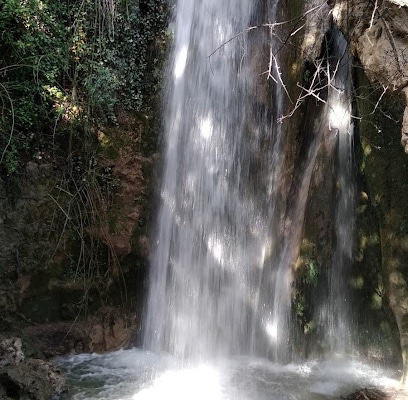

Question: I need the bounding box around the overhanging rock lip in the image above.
[386,0,408,6]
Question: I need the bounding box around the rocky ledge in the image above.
[333,0,408,149]
[0,337,68,400]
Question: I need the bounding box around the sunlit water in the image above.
[317,25,356,356]
[51,4,398,400]
[54,349,399,400]
[143,0,293,363]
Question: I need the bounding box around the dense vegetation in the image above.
[0,0,168,176]
[0,0,169,333]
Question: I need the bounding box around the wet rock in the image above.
[0,338,24,367]
[0,338,68,400]
[333,0,408,90]
[342,388,391,400]
[333,0,408,148]
[0,359,68,400]
[21,310,136,357]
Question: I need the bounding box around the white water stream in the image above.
[143,0,287,360]
[317,25,356,356]
[54,2,402,399]
[54,349,399,400]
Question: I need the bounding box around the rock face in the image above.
[334,0,408,90]
[272,0,408,369]
[0,337,67,400]
[333,0,408,384]
[289,0,408,379]
[0,338,24,367]
[333,0,408,147]
[0,115,153,356]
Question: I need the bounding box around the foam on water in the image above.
[133,365,226,400]
[54,350,400,400]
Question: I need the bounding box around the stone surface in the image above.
[333,0,408,146]
[333,0,408,89]
[20,309,136,358]
[0,112,152,356]
[301,0,330,61]
[0,338,24,367]
[0,337,68,400]
[0,359,68,400]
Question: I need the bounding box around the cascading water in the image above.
[52,5,402,400]
[317,26,355,356]
[143,0,289,361]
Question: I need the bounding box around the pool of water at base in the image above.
[53,348,401,400]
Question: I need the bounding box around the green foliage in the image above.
[111,0,168,111]
[0,0,169,313]
[67,0,168,123]
[302,258,318,286]
[295,293,305,317]
[293,257,319,328]
[84,63,120,122]
[0,0,69,174]
[0,0,169,176]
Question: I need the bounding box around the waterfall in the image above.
[55,6,402,400]
[317,26,355,356]
[143,0,289,361]
[143,0,356,363]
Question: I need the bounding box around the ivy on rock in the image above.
[0,0,169,176]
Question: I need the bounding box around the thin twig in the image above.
[369,0,379,31]
[48,194,72,220]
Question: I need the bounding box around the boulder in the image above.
[0,338,68,400]
[0,338,24,367]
